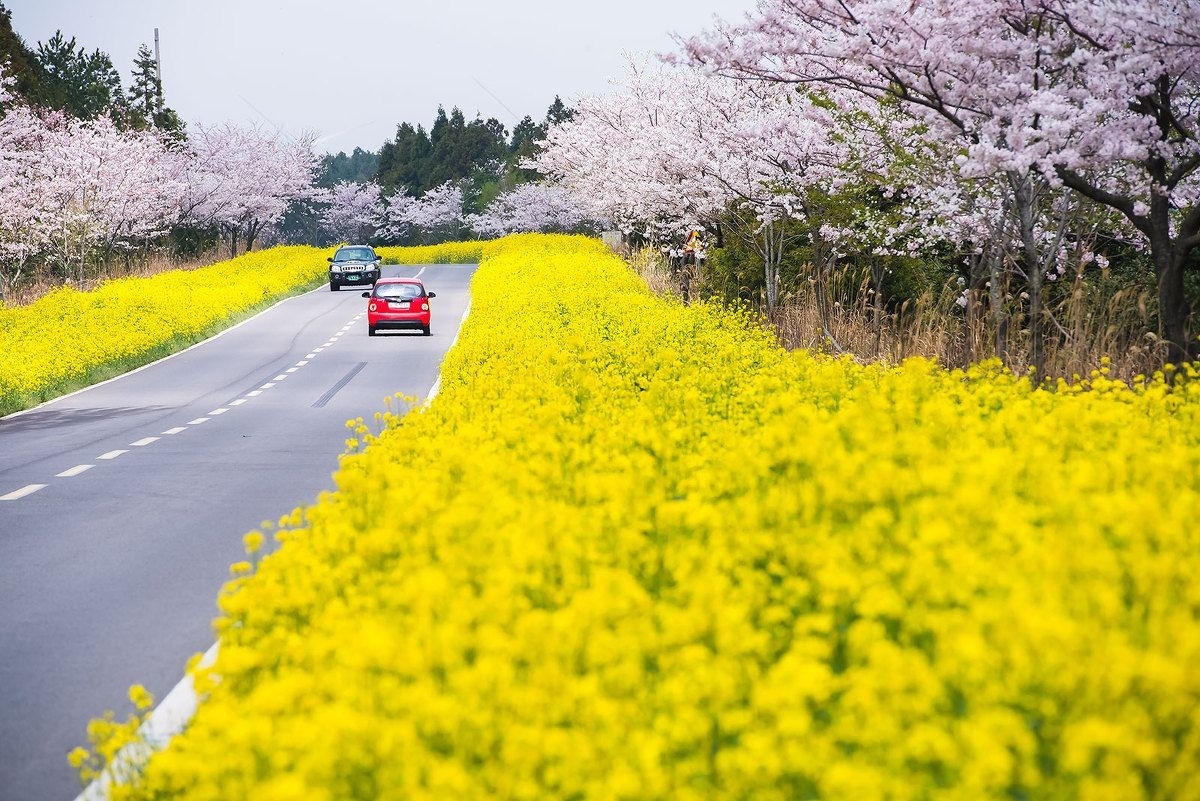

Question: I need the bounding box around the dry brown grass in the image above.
[627,246,1166,382]
[626,246,678,297]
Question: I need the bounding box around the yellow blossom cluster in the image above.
[0,247,331,415]
[376,241,485,265]
[94,234,1200,800]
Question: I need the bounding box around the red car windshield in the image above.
[373,283,423,300]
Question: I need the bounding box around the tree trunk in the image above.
[1009,172,1045,380]
[872,261,885,359]
[1148,210,1192,365]
[988,245,1008,364]
[761,221,780,313]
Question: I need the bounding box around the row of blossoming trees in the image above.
[0,65,320,292]
[528,0,1200,373]
[316,180,600,246]
[0,60,600,297]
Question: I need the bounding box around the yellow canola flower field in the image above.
[0,246,328,415]
[0,243,483,416]
[103,235,1200,800]
[377,241,486,265]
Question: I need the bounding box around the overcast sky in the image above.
[6,0,755,154]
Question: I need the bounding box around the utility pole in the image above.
[153,27,162,104]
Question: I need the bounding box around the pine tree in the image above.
[127,42,186,139]
[128,44,161,122]
[545,96,575,127]
[35,32,127,121]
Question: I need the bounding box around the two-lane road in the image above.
[0,262,475,800]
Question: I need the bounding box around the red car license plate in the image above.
[392,301,410,310]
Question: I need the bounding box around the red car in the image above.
[363,278,436,336]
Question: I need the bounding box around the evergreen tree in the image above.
[319,147,381,187]
[0,2,47,105]
[35,31,127,121]
[545,95,575,127]
[128,44,160,121]
[127,42,185,139]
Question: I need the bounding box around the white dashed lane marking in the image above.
[0,484,46,501]
[0,298,394,503]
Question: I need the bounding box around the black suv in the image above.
[328,245,382,291]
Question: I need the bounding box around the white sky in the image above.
[6,0,755,154]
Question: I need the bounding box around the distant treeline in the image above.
[319,97,574,202]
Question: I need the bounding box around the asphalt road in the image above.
[0,262,475,801]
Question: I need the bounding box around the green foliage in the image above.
[319,147,379,187]
[126,42,185,139]
[34,31,126,121]
[0,2,45,105]
[374,97,573,200]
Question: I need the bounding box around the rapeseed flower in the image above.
[81,234,1200,801]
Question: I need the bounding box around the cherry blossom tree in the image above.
[318,181,384,244]
[535,60,849,311]
[0,67,54,292]
[0,63,186,288]
[684,0,1200,364]
[382,181,464,244]
[36,116,185,279]
[181,123,319,257]
[465,183,598,237]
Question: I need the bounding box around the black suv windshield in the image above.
[334,247,375,262]
[373,283,423,300]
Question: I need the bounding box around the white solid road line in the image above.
[129,437,159,447]
[414,265,427,278]
[162,427,187,435]
[228,399,248,406]
[0,484,47,501]
[187,418,209,425]
[97,450,128,460]
[56,464,94,478]
[208,408,228,416]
